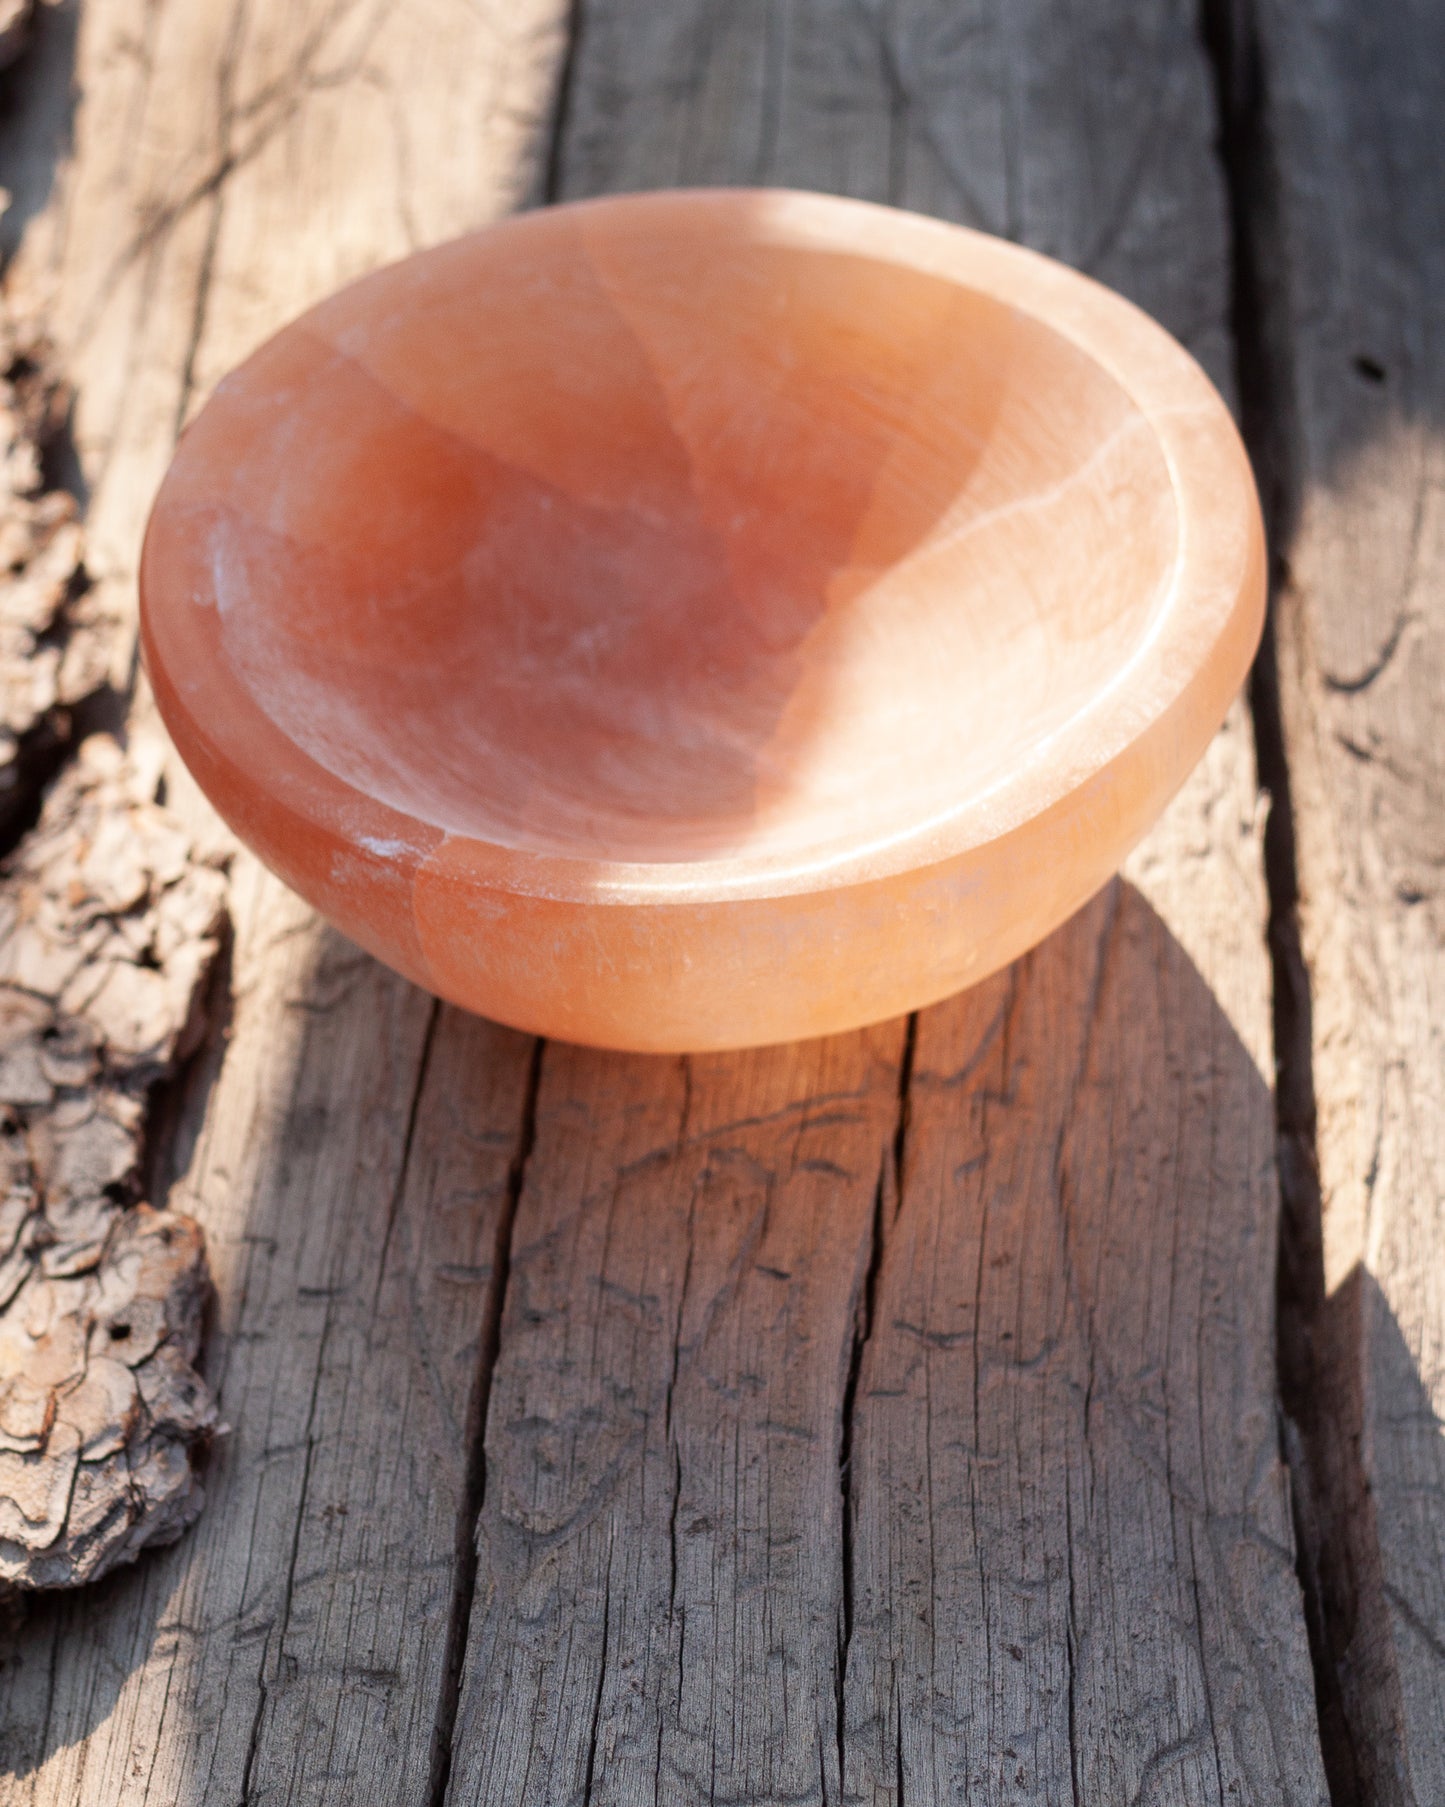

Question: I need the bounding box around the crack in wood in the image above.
[1322,608,1419,698]
[834,1163,881,1804]
[834,1013,914,1806]
[1197,0,1368,1800]
[239,1301,328,1806]
[582,1528,614,1804]
[540,0,585,204]
[426,1033,545,1807]
[371,995,442,1311]
[170,0,250,444]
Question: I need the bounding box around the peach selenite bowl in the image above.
[141,189,1264,1053]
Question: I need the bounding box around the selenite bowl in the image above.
[141,189,1265,1052]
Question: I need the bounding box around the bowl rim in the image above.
[141,186,1265,908]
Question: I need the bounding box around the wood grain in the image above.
[1250,0,1445,1795]
[5,0,570,677]
[450,1030,908,1805]
[224,996,537,1807]
[0,0,565,1797]
[843,871,1320,1804]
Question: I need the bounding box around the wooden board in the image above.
[0,0,566,1798]
[444,740,1328,1805]
[4,0,570,665]
[449,1028,909,1805]
[0,0,1334,1802]
[439,3,1328,1803]
[1249,0,1445,1796]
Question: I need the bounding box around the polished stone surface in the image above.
[141,190,1265,1049]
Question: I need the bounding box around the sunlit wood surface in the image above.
[0,0,1439,1801]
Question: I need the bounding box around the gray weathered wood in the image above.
[843,881,1319,1804]
[1253,0,1445,1795]
[0,0,566,1797]
[225,997,537,1807]
[450,1029,908,1806]
[437,4,1328,1804]
[5,0,570,671]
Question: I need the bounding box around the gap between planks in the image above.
[1195,0,1345,1795]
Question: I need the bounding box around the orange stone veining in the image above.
[140,189,1265,1051]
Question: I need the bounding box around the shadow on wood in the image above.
[1,880,1335,1802]
[0,0,78,276]
[441,881,1328,1804]
[1291,1260,1445,1806]
[1208,1,1445,1791]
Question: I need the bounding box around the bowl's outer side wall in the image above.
[139,192,1268,1051]
[143,504,1263,1052]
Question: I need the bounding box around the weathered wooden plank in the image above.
[1248,0,1445,1795]
[178,0,570,425]
[4,0,246,668]
[234,1001,537,1807]
[1,0,567,1799]
[845,831,1323,1802]
[439,4,1328,1804]
[553,0,1232,379]
[450,1030,908,1805]
[7,0,569,653]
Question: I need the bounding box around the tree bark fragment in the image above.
[0,733,227,1592]
[0,310,109,851]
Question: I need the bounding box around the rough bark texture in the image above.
[0,308,106,852]
[0,88,226,1594]
[0,734,225,1592]
[1243,0,1445,1797]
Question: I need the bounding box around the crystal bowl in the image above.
[141,189,1265,1051]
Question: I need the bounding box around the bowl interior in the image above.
[184,200,1178,869]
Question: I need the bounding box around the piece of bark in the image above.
[0,310,109,849]
[0,733,227,1591]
